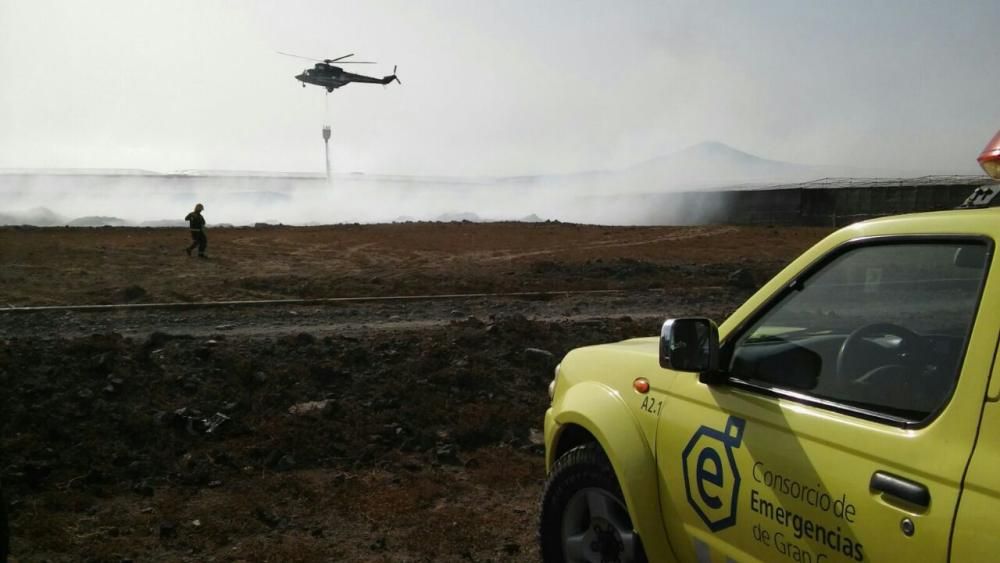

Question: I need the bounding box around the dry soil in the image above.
[0,222,831,562]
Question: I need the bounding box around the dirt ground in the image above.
[0,222,831,562]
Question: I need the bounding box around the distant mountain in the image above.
[617,141,913,189]
[490,141,920,193]
[626,141,810,183]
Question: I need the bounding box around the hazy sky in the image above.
[1,0,998,176]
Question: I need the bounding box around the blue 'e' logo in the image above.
[681,416,746,532]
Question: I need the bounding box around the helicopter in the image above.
[279,52,401,92]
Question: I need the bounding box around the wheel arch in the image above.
[551,423,598,462]
[548,382,678,563]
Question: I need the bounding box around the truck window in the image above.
[727,240,989,423]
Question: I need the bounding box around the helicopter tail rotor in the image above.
[382,66,401,88]
[392,65,401,84]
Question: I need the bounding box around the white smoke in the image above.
[0,169,728,227]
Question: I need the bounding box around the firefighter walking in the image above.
[184,203,208,258]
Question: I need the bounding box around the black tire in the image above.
[539,443,647,563]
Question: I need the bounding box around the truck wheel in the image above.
[539,443,646,563]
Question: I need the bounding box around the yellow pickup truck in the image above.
[540,139,1000,563]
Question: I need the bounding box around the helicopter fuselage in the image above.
[295,63,396,92]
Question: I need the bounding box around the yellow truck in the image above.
[540,141,1000,563]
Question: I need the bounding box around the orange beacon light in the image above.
[978,130,1000,179]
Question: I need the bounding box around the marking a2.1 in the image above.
[641,396,663,416]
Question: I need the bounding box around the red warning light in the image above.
[633,378,650,394]
[978,130,1000,180]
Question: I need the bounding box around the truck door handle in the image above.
[870,471,930,508]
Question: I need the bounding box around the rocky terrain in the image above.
[0,222,830,561]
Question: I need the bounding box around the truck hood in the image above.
[559,337,664,391]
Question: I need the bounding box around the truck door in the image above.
[949,329,1000,561]
[655,238,996,563]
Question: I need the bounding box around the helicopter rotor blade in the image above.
[334,61,377,64]
[325,53,354,63]
[277,51,323,62]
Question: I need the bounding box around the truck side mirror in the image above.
[660,318,719,372]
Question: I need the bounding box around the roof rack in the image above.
[958,184,1000,209]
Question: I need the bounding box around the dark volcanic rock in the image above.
[0,317,657,508]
